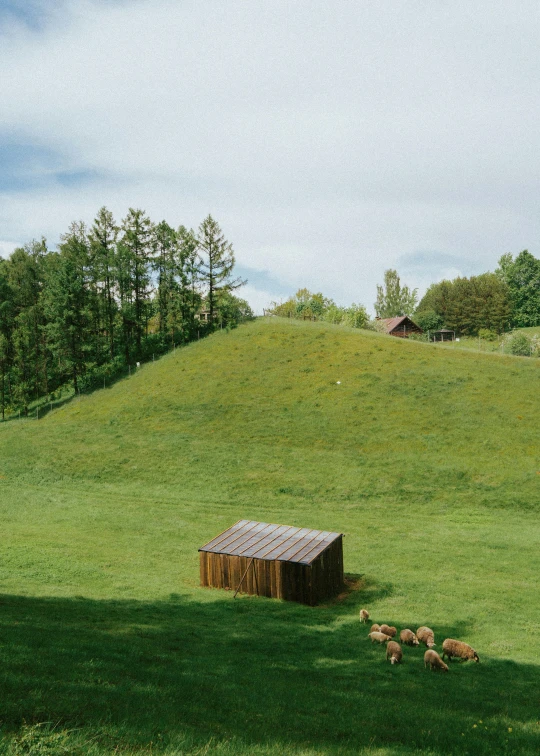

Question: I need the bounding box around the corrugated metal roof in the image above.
[199,520,343,565]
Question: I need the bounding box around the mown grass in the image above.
[1,318,539,755]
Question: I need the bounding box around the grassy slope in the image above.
[1,318,539,755]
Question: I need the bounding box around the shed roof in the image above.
[199,520,343,565]
[379,315,421,333]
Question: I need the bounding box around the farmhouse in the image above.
[199,519,344,606]
[379,315,423,338]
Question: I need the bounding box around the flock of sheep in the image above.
[359,609,480,672]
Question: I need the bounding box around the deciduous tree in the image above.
[374,270,418,318]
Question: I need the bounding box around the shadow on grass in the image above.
[333,573,394,606]
[0,592,538,755]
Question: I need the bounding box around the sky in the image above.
[1,0,540,314]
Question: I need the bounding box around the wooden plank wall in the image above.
[199,535,344,606]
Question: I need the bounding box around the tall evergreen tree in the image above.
[0,261,13,419]
[89,207,119,360]
[177,225,201,340]
[118,209,153,360]
[153,221,178,341]
[44,222,93,393]
[374,269,418,318]
[197,215,244,327]
[6,241,48,413]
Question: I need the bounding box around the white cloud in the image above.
[0,240,18,258]
[238,284,275,316]
[1,0,540,313]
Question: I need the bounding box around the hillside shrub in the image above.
[341,303,369,329]
[478,328,497,341]
[504,332,532,356]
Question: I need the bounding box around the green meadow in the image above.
[1,318,539,755]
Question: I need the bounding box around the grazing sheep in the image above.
[386,641,403,665]
[399,628,419,646]
[442,639,480,663]
[417,626,436,648]
[424,649,448,672]
[379,624,397,638]
[370,623,381,633]
[368,631,392,644]
[359,609,370,623]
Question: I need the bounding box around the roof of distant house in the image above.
[379,315,421,333]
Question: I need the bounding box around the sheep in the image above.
[424,649,448,672]
[370,623,381,633]
[399,628,419,646]
[368,631,392,644]
[379,624,397,638]
[359,609,370,623]
[386,641,403,665]
[417,626,436,648]
[442,639,480,663]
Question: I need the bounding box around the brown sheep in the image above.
[442,639,480,663]
[370,623,381,633]
[424,649,448,672]
[368,631,392,644]
[399,628,419,646]
[417,626,436,648]
[359,609,370,623]
[386,641,403,664]
[379,624,397,638]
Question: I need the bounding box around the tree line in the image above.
[0,209,252,418]
[270,250,540,340]
[415,251,540,336]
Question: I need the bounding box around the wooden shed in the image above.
[431,328,455,342]
[199,520,344,606]
[379,315,423,338]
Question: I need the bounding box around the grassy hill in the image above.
[1,318,539,755]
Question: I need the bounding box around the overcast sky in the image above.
[1,0,540,313]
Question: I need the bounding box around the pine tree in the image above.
[0,261,13,419]
[118,209,153,360]
[153,221,178,341]
[89,207,119,360]
[6,241,48,413]
[177,226,201,340]
[44,222,94,393]
[197,215,244,327]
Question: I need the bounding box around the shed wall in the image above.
[199,535,344,606]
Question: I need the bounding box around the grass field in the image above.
[1,318,539,755]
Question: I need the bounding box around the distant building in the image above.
[431,328,455,342]
[378,316,423,338]
[196,308,211,323]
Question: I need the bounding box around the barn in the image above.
[199,520,344,606]
[379,315,423,338]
